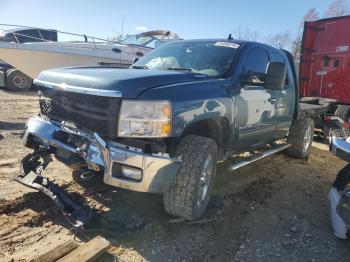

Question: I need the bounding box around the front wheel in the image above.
[286,118,314,159]
[163,135,218,220]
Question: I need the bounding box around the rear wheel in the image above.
[286,118,314,159]
[6,69,32,91]
[163,135,218,220]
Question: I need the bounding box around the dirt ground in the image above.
[0,89,350,262]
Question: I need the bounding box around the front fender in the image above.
[172,98,233,136]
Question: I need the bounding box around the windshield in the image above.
[134,41,239,77]
[120,35,154,46]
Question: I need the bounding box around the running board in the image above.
[229,144,291,171]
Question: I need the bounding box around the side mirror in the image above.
[132,57,139,64]
[239,71,265,86]
[264,62,286,90]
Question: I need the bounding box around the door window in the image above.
[323,56,330,67]
[334,59,340,68]
[242,47,269,74]
[327,57,342,72]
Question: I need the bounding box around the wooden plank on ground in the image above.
[35,240,78,262]
[58,236,110,262]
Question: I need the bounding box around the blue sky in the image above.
[0,0,345,40]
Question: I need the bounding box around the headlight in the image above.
[118,100,172,137]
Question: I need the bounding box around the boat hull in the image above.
[0,42,150,79]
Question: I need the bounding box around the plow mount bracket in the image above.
[15,150,92,228]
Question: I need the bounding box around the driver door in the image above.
[235,47,277,149]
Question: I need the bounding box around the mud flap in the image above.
[15,150,92,228]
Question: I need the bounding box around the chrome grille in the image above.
[38,85,121,138]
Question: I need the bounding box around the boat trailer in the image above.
[15,149,92,228]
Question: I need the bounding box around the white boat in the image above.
[0,27,180,79]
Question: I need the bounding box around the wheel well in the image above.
[181,118,230,160]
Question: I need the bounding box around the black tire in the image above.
[286,118,314,159]
[334,105,350,121]
[163,135,218,220]
[6,69,32,91]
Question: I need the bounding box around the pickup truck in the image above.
[16,39,332,223]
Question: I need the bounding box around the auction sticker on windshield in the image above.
[214,42,240,48]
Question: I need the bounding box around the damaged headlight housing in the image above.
[118,100,172,137]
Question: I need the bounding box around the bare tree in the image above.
[302,7,319,25]
[324,0,350,18]
[227,26,292,50]
[291,7,319,59]
[230,26,261,42]
[265,31,292,49]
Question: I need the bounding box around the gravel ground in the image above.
[0,89,349,261]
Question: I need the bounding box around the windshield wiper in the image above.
[132,65,149,69]
[167,67,193,72]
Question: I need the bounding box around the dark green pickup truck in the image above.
[17,39,332,223]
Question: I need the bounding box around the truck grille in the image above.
[37,85,121,138]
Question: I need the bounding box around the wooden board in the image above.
[57,236,110,262]
[35,240,78,262]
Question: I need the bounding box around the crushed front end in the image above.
[16,78,181,226]
[22,116,181,193]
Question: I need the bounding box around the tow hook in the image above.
[15,149,93,228]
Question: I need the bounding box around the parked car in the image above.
[16,39,332,224]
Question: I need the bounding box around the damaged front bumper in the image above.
[22,117,181,193]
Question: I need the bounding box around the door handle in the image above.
[268,97,277,103]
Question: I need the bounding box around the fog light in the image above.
[121,166,142,181]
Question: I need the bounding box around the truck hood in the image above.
[35,67,209,98]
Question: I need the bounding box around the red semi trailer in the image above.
[300,16,350,135]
